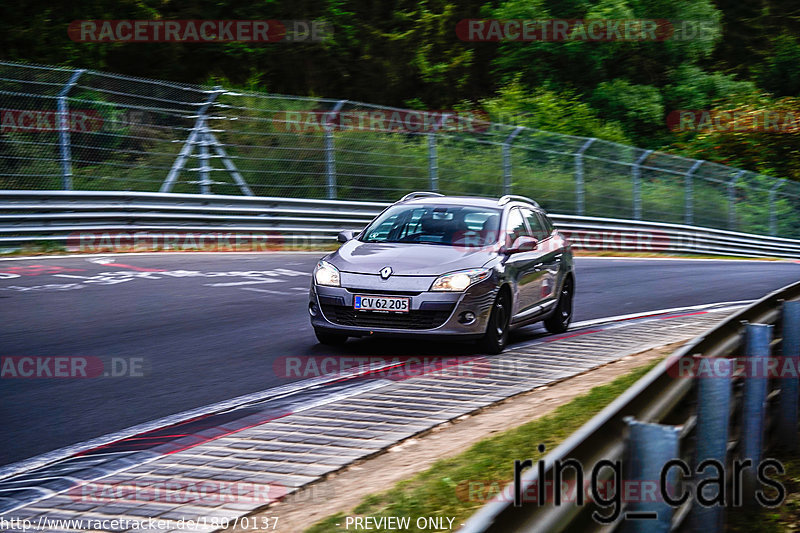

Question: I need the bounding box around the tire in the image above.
[544,275,574,334]
[314,329,348,346]
[479,290,511,354]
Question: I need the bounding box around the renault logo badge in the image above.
[380,266,392,279]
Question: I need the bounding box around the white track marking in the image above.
[204,279,284,287]
[570,300,753,329]
[241,288,295,295]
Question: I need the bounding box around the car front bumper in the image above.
[308,272,498,339]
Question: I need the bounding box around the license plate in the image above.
[354,295,410,313]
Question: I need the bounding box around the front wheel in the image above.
[544,276,574,334]
[314,329,348,346]
[479,290,511,354]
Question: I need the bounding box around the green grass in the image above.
[304,359,661,533]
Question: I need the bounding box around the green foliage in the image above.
[589,79,663,138]
[482,81,631,143]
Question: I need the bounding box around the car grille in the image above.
[344,288,421,296]
[320,304,453,330]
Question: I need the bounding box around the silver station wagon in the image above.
[308,193,575,353]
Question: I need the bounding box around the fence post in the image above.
[428,133,438,192]
[728,170,744,230]
[623,418,681,533]
[684,159,703,225]
[161,87,222,193]
[741,323,773,505]
[428,113,450,192]
[198,120,211,194]
[58,69,86,190]
[769,179,786,236]
[632,149,652,220]
[502,126,524,196]
[324,100,347,200]
[778,301,800,451]
[574,138,596,216]
[690,357,733,532]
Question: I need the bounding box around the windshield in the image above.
[360,204,502,246]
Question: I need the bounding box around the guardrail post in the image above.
[574,138,596,216]
[728,170,744,230]
[324,100,347,200]
[690,357,733,532]
[502,127,524,196]
[685,160,703,225]
[632,149,652,220]
[58,69,85,190]
[769,179,786,236]
[778,301,800,450]
[741,323,773,504]
[623,418,681,533]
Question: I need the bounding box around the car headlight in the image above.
[314,260,341,287]
[430,268,491,292]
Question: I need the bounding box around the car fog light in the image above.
[459,311,476,324]
[309,302,318,317]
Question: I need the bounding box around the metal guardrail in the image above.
[2,61,800,239]
[2,191,800,258]
[460,281,800,533]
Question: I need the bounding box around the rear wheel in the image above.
[314,329,348,346]
[544,276,573,334]
[479,290,511,354]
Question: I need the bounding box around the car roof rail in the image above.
[398,191,445,202]
[498,194,541,208]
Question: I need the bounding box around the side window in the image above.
[505,208,529,244]
[538,212,554,235]
[522,208,548,240]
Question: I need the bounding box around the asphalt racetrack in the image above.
[1,253,799,467]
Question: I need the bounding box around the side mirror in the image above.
[337,230,355,243]
[506,236,538,254]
